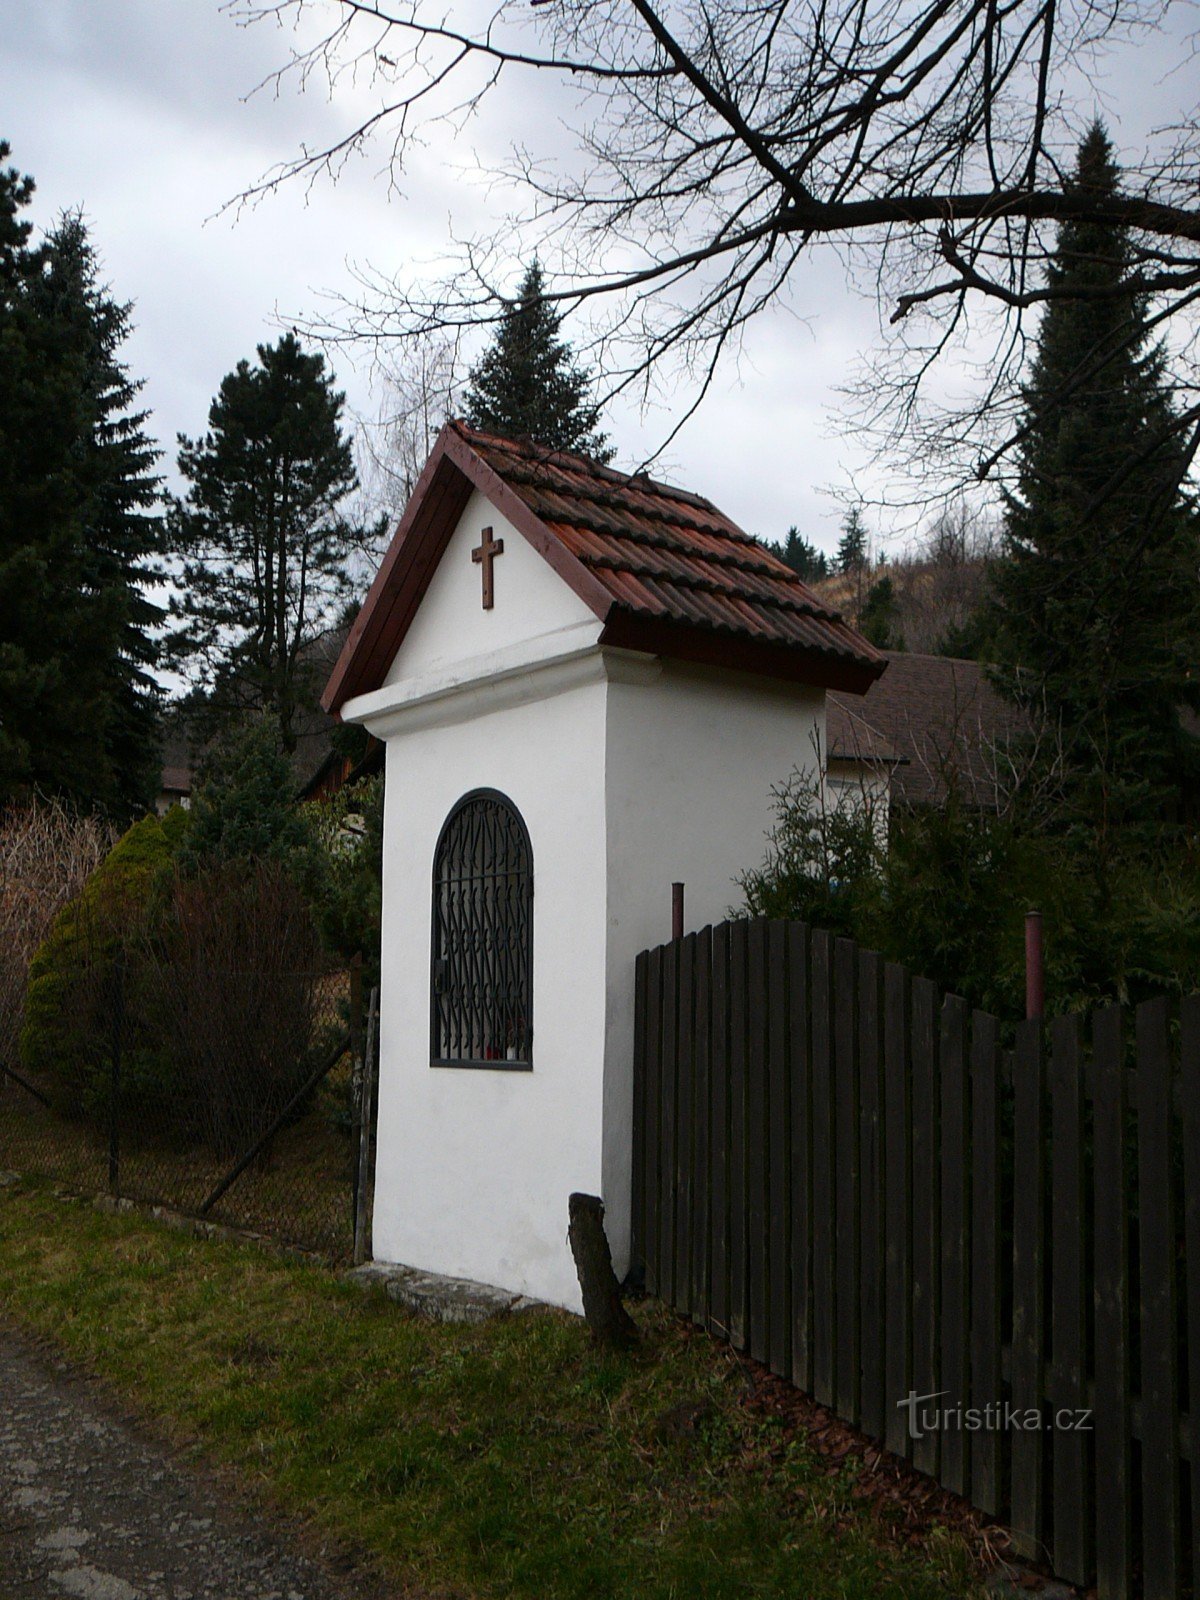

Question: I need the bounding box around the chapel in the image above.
[324,420,882,1310]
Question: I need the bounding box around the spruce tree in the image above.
[836,509,869,573]
[988,124,1200,824]
[768,526,829,582]
[171,335,368,753]
[463,262,612,461]
[858,575,901,649]
[0,181,163,816]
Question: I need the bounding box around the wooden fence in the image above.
[631,918,1198,1599]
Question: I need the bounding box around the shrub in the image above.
[738,767,1200,1020]
[0,799,112,1074]
[307,773,384,984]
[19,809,185,1113]
[148,860,333,1157]
[738,765,886,942]
[181,717,316,877]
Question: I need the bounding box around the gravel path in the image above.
[0,1328,383,1600]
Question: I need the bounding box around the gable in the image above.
[324,421,885,716]
[383,489,600,688]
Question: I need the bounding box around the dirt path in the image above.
[0,1328,382,1600]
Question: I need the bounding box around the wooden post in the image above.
[353,987,379,1267]
[568,1193,639,1347]
[672,882,684,942]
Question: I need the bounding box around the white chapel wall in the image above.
[598,660,826,1275]
[355,486,609,1312]
[368,680,611,1313]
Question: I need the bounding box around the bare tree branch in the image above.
[233,0,1200,497]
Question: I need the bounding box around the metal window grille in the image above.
[430,790,533,1069]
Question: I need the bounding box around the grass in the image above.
[0,1181,982,1600]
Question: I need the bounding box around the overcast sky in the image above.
[3,1,1189,563]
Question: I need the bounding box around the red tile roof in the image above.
[324,421,883,714]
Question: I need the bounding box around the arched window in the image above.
[430,790,533,1069]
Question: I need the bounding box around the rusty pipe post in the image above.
[672,882,684,942]
[1025,910,1044,1022]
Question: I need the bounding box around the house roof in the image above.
[323,421,885,715]
[825,701,904,767]
[159,765,192,796]
[827,651,1029,808]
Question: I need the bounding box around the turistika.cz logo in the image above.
[897,1390,1093,1442]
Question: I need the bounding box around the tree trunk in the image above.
[567,1192,639,1348]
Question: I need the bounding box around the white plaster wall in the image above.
[384,488,598,688]
[369,674,610,1313]
[599,662,825,1275]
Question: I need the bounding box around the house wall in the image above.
[599,662,825,1277]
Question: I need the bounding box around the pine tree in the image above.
[988,124,1200,824]
[0,183,163,816]
[463,262,612,461]
[171,335,369,753]
[858,575,901,649]
[769,526,829,582]
[836,509,869,573]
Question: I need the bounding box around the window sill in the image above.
[430,1058,533,1072]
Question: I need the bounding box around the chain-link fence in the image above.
[0,936,376,1260]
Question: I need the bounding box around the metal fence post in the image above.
[349,954,364,1228]
[108,947,125,1196]
[353,986,379,1266]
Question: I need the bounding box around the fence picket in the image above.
[834,936,860,1424]
[691,926,713,1327]
[728,919,749,1350]
[660,938,679,1307]
[1009,1019,1044,1555]
[1092,1003,1131,1600]
[1182,997,1200,1600]
[747,920,770,1364]
[938,993,970,1498]
[857,949,886,1441]
[1050,1013,1091,1586]
[910,976,939,1480]
[1137,996,1180,1598]
[789,922,812,1391]
[970,1011,1002,1517]
[883,961,912,1458]
[709,924,730,1341]
[643,945,663,1295]
[631,949,648,1282]
[767,921,791,1378]
[811,930,836,1407]
[676,932,696,1320]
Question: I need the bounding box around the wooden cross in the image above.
[471,525,505,610]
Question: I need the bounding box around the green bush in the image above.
[738,766,885,942]
[20,808,187,1114]
[738,770,1200,1021]
[307,773,384,985]
[180,716,316,876]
